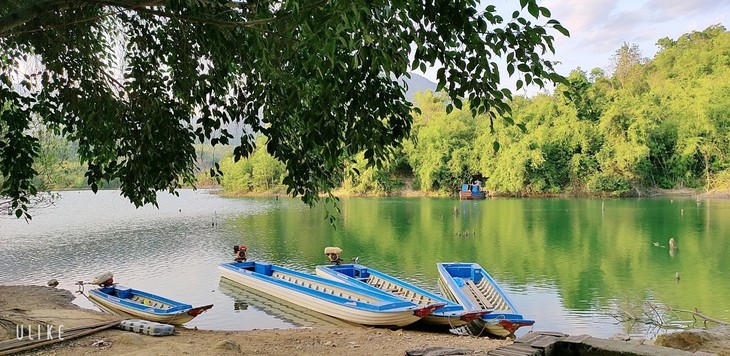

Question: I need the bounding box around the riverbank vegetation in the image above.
[220,25,730,198]
[3,25,729,205]
[1,0,568,219]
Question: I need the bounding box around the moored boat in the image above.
[316,263,490,328]
[218,277,354,328]
[437,262,534,337]
[459,183,487,200]
[219,261,442,328]
[83,273,212,325]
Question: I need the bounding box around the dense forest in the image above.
[398,24,730,196]
[5,25,730,198]
[219,24,729,197]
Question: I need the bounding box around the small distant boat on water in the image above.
[459,183,487,200]
[219,261,443,328]
[437,262,534,337]
[81,272,213,325]
[316,263,490,328]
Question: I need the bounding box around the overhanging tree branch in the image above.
[1,0,569,220]
[1,0,331,36]
[0,0,72,35]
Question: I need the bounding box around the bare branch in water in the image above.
[0,192,59,220]
[665,307,730,326]
[608,291,729,332]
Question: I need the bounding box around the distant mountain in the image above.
[217,73,438,143]
[402,73,437,102]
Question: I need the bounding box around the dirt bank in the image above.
[0,286,511,355]
[219,185,730,200]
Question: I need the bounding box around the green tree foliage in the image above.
[398,25,730,196]
[0,0,567,219]
[32,124,87,190]
[510,25,729,195]
[647,25,730,190]
[219,136,285,194]
[342,151,405,196]
[476,93,581,194]
[610,42,648,93]
[219,153,254,194]
[193,143,234,187]
[403,92,480,193]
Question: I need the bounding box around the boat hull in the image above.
[88,287,211,325]
[316,264,489,328]
[459,191,486,200]
[437,262,534,337]
[218,278,355,328]
[219,261,427,328]
[459,184,487,200]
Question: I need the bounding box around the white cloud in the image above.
[541,0,617,35]
[417,1,730,95]
[644,0,728,18]
[540,0,730,77]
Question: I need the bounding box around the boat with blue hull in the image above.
[87,285,212,325]
[316,263,490,328]
[459,183,487,200]
[437,262,534,337]
[219,261,442,328]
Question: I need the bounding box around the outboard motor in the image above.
[324,246,343,265]
[234,245,248,262]
[91,271,114,287]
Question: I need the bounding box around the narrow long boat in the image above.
[219,261,442,328]
[87,285,212,325]
[437,262,534,337]
[316,264,490,328]
[217,277,355,328]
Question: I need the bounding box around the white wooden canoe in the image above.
[316,264,489,328]
[437,262,534,337]
[88,286,212,325]
[219,261,440,328]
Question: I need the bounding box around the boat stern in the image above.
[460,309,491,323]
[187,304,214,317]
[413,303,445,317]
[498,319,535,336]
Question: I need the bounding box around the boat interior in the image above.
[233,263,381,304]
[102,286,174,309]
[460,278,510,312]
[129,294,174,310]
[365,274,436,306]
[322,265,438,307]
[270,270,381,303]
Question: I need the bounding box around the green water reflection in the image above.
[228,197,730,336]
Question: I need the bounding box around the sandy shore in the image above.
[0,286,511,355]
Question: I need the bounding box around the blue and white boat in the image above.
[459,183,487,200]
[87,281,212,325]
[316,263,490,328]
[219,261,442,328]
[437,262,534,337]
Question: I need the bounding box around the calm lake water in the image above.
[1,190,729,338]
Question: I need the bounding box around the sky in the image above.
[542,0,730,75]
[419,0,730,95]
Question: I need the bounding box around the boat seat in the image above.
[475,279,510,311]
[115,286,133,299]
[463,280,494,309]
